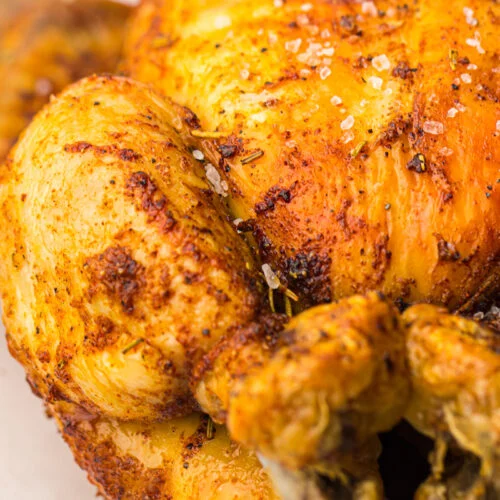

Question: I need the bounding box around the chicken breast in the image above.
[126,0,500,309]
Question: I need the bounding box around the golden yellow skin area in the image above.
[403,305,500,485]
[127,0,500,309]
[0,0,130,161]
[0,75,262,421]
[51,402,277,500]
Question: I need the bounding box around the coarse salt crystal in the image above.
[319,67,331,80]
[447,108,458,118]
[233,218,243,226]
[330,95,343,106]
[496,120,500,132]
[361,1,378,17]
[299,69,311,77]
[423,121,444,135]
[321,47,335,57]
[466,37,485,54]
[205,164,228,197]
[297,13,309,25]
[214,15,232,29]
[439,147,454,156]
[262,264,281,289]
[341,115,355,130]
[360,99,368,107]
[274,0,283,7]
[301,3,313,11]
[342,130,355,144]
[455,102,467,112]
[368,76,383,90]
[372,54,391,72]
[467,64,478,71]
[285,38,302,53]
[461,73,472,83]
[240,69,250,80]
[384,88,393,96]
[321,29,331,39]
[192,149,204,161]
[463,7,474,18]
[285,140,297,148]
[268,32,278,44]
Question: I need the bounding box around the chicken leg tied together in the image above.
[193,293,410,475]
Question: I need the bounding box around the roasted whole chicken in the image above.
[0,0,499,499]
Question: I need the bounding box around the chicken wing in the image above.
[126,0,500,309]
[403,305,500,492]
[0,0,131,161]
[0,75,262,421]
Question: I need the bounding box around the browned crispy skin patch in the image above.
[64,142,142,162]
[126,172,177,233]
[86,246,145,314]
[50,402,278,500]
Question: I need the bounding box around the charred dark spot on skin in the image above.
[372,234,392,284]
[182,415,212,461]
[377,115,412,148]
[284,252,332,305]
[392,61,416,81]
[85,246,145,314]
[36,349,51,363]
[64,141,141,161]
[254,183,295,215]
[182,106,201,129]
[84,316,119,350]
[218,136,243,159]
[126,172,177,233]
[435,234,460,262]
[59,418,166,500]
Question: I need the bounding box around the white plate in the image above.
[0,321,97,500]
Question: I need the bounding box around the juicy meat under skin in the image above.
[0,76,262,421]
[0,0,131,161]
[126,0,500,309]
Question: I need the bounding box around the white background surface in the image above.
[0,321,97,499]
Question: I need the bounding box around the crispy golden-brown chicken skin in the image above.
[0,0,131,161]
[403,305,500,491]
[0,75,262,421]
[126,0,500,309]
[49,401,278,500]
